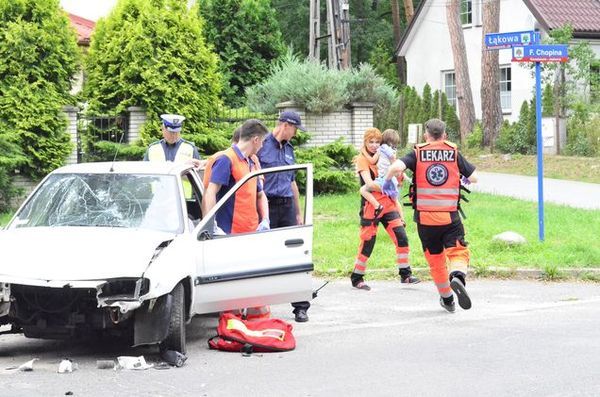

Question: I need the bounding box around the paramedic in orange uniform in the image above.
[350,128,420,291]
[383,119,478,312]
[203,119,270,234]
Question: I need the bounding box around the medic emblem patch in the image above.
[426,163,448,186]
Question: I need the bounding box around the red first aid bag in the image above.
[208,312,296,353]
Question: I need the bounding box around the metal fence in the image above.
[77,114,129,162]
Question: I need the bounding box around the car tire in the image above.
[159,282,186,354]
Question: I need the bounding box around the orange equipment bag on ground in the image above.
[208,312,296,353]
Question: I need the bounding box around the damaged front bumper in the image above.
[0,276,172,346]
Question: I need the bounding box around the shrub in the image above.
[247,54,397,115]
[295,139,358,194]
[84,0,223,154]
[565,102,600,157]
[86,141,147,162]
[247,52,348,114]
[466,122,483,149]
[496,101,536,154]
[0,0,80,179]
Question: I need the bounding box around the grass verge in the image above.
[466,152,600,184]
[313,192,600,276]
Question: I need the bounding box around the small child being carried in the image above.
[360,129,404,218]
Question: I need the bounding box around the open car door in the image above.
[193,164,314,314]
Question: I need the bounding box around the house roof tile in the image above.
[67,13,95,46]
[523,0,600,35]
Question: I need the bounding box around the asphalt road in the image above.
[471,172,600,210]
[1,279,599,397]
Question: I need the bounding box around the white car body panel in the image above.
[0,227,175,282]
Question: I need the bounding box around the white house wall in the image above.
[404,0,541,123]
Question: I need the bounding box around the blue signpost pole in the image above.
[535,61,545,241]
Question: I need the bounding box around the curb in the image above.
[317,267,600,281]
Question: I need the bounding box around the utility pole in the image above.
[309,0,321,61]
[338,0,351,69]
[309,0,351,70]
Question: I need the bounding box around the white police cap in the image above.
[160,114,186,132]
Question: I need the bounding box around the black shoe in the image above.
[351,273,371,291]
[400,275,421,284]
[439,297,456,313]
[294,309,309,323]
[352,280,371,290]
[450,277,472,310]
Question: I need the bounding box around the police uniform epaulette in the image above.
[148,140,163,147]
[180,138,197,147]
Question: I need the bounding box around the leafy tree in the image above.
[542,83,554,117]
[421,83,433,122]
[84,0,226,154]
[199,0,285,107]
[271,0,310,57]
[368,39,399,88]
[0,0,79,179]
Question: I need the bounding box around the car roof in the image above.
[52,161,192,176]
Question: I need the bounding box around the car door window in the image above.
[181,171,202,228]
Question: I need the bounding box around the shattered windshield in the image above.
[11,173,183,233]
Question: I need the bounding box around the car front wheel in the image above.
[159,282,186,354]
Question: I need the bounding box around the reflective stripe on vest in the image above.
[414,141,460,212]
[226,317,286,341]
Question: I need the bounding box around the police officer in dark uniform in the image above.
[257,111,310,322]
[144,114,203,168]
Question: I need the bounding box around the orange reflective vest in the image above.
[204,147,258,234]
[414,140,460,212]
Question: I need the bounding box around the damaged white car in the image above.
[0,161,314,353]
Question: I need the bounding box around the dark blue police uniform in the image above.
[258,133,298,227]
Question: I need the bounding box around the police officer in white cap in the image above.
[144,114,204,168]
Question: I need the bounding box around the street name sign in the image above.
[512,44,569,62]
[484,30,539,50]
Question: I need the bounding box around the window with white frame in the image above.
[443,71,457,108]
[500,66,512,112]
[461,0,473,26]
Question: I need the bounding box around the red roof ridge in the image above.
[66,12,96,45]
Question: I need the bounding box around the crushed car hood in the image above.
[0,227,177,282]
